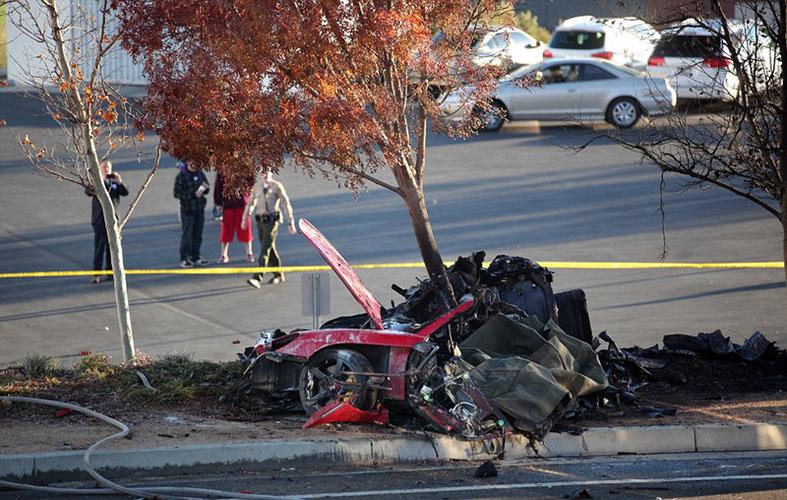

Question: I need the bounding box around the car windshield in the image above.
[653,35,721,58]
[470,31,494,49]
[550,30,605,50]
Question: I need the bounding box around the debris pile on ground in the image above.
[235,221,787,442]
[566,329,787,424]
[240,223,610,442]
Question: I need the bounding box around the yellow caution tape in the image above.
[0,261,782,279]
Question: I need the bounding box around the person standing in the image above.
[85,160,128,283]
[242,172,295,287]
[214,172,254,263]
[173,160,210,268]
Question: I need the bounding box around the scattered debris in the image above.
[474,460,498,478]
[664,330,771,361]
[54,408,73,418]
[568,329,787,423]
[566,488,593,498]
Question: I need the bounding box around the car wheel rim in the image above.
[305,359,356,407]
[612,101,637,127]
[484,110,502,130]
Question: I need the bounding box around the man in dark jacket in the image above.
[173,160,210,268]
[85,160,128,283]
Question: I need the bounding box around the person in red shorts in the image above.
[214,172,254,263]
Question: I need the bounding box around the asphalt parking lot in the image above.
[0,90,784,366]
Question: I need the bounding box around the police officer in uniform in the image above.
[242,172,295,287]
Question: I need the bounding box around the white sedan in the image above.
[441,58,676,130]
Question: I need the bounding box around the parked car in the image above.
[440,58,676,130]
[646,19,778,102]
[469,26,544,69]
[419,26,544,98]
[544,16,659,69]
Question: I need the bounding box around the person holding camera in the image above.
[242,172,295,287]
[85,160,128,283]
[173,160,210,268]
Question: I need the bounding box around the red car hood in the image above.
[298,218,384,330]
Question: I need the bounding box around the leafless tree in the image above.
[581,0,786,285]
[2,0,162,361]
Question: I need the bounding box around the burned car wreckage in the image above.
[239,219,608,438]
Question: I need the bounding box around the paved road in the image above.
[0,90,784,366]
[2,451,786,498]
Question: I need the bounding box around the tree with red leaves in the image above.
[114,0,512,302]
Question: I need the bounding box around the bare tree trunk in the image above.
[780,0,787,289]
[783,199,787,287]
[398,173,457,307]
[87,135,135,361]
[45,0,135,361]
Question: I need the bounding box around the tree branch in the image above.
[120,145,161,231]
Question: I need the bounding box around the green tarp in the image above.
[461,314,608,433]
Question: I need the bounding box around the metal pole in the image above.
[312,273,320,329]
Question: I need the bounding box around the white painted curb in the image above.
[1,423,785,481]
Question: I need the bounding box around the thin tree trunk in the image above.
[86,132,136,361]
[398,175,457,307]
[45,0,135,361]
[783,201,786,287]
[780,0,787,289]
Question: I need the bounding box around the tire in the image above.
[606,97,641,128]
[475,100,507,132]
[298,348,378,415]
[555,289,593,345]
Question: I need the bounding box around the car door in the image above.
[508,63,583,120]
[578,63,618,119]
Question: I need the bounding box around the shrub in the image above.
[19,354,60,379]
[75,353,115,380]
[515,10,552,43]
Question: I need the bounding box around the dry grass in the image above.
[0,353,247,418]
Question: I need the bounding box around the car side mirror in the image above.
[527,41,541,49]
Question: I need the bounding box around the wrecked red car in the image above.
[240,218,606,437]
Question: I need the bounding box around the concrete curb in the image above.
[2,423,786,482]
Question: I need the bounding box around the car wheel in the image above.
[299,348,378,415]
[606,97,640,128]
[475,101,507,132]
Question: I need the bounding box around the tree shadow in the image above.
[598,281,785,310]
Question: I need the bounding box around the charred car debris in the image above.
[236,219,782,440]
[237,218,607,440]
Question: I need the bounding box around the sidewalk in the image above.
[2,412,786,483]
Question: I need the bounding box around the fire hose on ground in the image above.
[0,395,298,499]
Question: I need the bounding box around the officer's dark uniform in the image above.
[86,175,128,273]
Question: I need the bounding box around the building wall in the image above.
[5,1,145,86]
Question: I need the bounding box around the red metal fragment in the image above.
[302,400,390,429]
